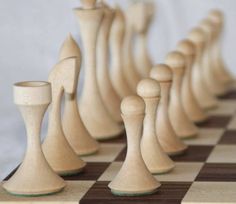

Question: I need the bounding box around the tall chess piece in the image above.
[74,0,124,140]
[199,19,227,96]
[43,58,86,175]
[208,10,234,89]
[122,4,142,92]
[109,96,161,196]
[150,64,187,155]
[177,39,207,123]
[96,2,122,123]
[110,6,133,98]
[133,2,153,78]
[137,79,175,174]
[3,82,65,196]
[166,51,198,139]
[187,28,219,110]
[60,35,99,156]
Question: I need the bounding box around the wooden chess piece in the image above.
[74,0,124,140]
[137,79,175,174]
[199,19,227,96]
[59,35,99,156]
[110,6,133,98]
[187,28,219,110]
[43,58,86,175]
[133,2,153,78]
[177,39,208,123]
[150,64,188,155]
[122,4,142,93]
[3,81,66,196]
[96,2,122,123]
[109,96,161,196]
[166,51,198,139]
[208,10,234,88]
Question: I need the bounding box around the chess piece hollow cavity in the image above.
[109,96,161,196]
[137,79,175,174]
[3,81,66,196]
[60,34,99,156]
[150,64,188,155]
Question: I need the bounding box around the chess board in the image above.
[2,90,236,204]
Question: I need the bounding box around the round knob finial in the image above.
[81,0,97,9]
[137,78,161,98]
[121,96,145,116]
[165,51,185,69]
[150,64,172,82]
[187,28,205,43]
[177,39,196,56]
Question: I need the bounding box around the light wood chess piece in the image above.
[74,0,124,140]
[59,35,99,156]
[177,39,208,123]
[137,79,175,174]
[207,10,234,89]
[133,2,153,78]
[150,64,188,155]
[122,4,142,92]
[199,19,227,96]
[3,81,66,196]
[43,58,86,175]
[187,28,219,110]
[109,96,161,196]
[96,2,122,123]
[166,51,198,139]
[110,6,133,98]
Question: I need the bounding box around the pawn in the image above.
[150,64,187,155]
[187,28,219,110]
[176,39,208,123]
[137,79,175,174]
[108,96,161,196]
[43,58,86,175]
[60,35,99,156]
[166,51,198,139]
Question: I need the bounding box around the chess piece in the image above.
[110,6,133,98]
[137,79,175,174]
[208,10,234,88]
[177,39,208,123]
[109,96,161,196]
[43,58,86,175]
[187,28,219,110]
[133,2,153,78]
[3,81,65,196]
[150,64,188,155]
[74,1,124,140]
[96,2,122,123]
[122,4,142,92]
[60,35,99,156]
[166,51,198,139]
[199,19,227,96]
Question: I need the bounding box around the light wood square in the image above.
[208,100,236,116]
[228,115,236,130]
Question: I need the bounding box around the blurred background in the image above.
[0,0,236,180]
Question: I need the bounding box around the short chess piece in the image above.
[3,81,66,196]
[109,96,161,196]
[150,64,188,155]
[43,58,86,175]
[166,51,198,139]
[60,35,99,156]
[137,79,175,174]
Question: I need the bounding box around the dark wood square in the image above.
[219,90,236,100]
[196,163,236,181]
[115,147,126,161]
[219,130,236,144]
[62,162,110,181]
[197,116,231,128]
[171,145,214,162]
[80,181,192,204]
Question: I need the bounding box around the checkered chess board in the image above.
[1,91,236,204]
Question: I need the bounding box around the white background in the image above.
[0,0,236,180]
